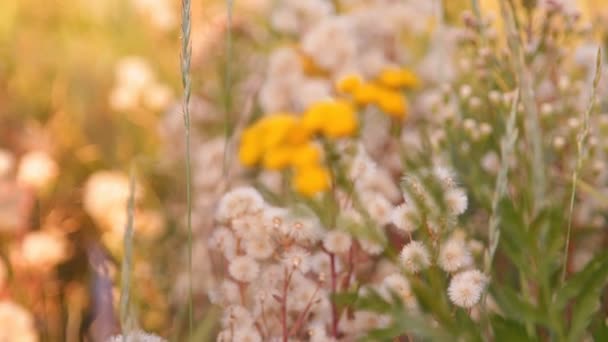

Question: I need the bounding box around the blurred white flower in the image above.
[229,256,260,283]
[323,230,352,254]
[0,300,38,342]
[20,231,69,269]
[399,240,431,273]
[17,151,58,191]
[439,238,473,273]
[107,330,165,342]
[447,269,488,308]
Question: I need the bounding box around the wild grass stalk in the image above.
[561,48,602,282]
[222,0,235,176]
[498,0,545,213]
[485,90,519,274]
[180,0,193,337]
[119,166,136,331]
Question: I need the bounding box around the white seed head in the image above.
[439,238,473,273]
[228,256,260,283]
[323,230,352,254]
[399,241,431,273]
[445,187,468,215]
[447,269,488,308]
[216,187,265,223]
[389,204,418,234]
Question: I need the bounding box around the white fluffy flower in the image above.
[270,0,333,35]
[208,227,237,259]
[445,187,468,215]
[17,151,58,190]
[232,327,262,342]
[283,217,323,243]
[21,231,68,269]
[83,171,138,228]
[434,166,456,189]
[228,256,260,283]
[231,214,266,239]
[382,274,417,309]
[323,230,352,254]
[389,204,418,234]
[310,251,341,278]
[263,206,289,235]
[282,247,311,273]
[216,187,265,222]
[448,269,488,308]
[358,238,384,256]
[222,305,254,328]
[399,241,431,273]
[208,280,240,305]
[107,330,165,342]
[245,236,275,260]
[364,194,393,225]
[301,18,357,73]
[349,147,376,180]
[438,238,473,273]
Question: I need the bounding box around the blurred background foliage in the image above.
[2,0,608,341]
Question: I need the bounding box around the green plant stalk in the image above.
[119,166,136,331]
[561,48,602,283]
[222,0,234,176]
[498,0,545,213]
[180,0,193,337]
[485,90,519,274]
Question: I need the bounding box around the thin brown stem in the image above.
[329,253,339,338]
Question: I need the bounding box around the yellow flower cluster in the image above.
[336,67,419,120]
[239,99,358,196]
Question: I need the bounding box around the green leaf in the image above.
[492,285,546,327]
[559,251,608,342]
[555,251,608,312]
[491,315,535,342]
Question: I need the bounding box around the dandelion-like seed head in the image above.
[228,256,260,283]
[438,238,473,273]
[216,187,265,223]
[323,230,352,254]
[399,240,431,273]
[444,187,468,216]
[390,203,418,234]
[447,269,488,308]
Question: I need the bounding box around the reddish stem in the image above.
[329,253,339,338]
[288,284,321,337]
[281,267,294,342]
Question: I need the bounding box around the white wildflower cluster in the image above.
[109,56,172,112]
[107,330,166,342]
[210,183,407,340]
[260,1,435,113]
[16,150,58,191]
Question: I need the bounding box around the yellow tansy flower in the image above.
[293,165,330,196]
[291,143,321,168]
[239,126,263,166]
[377,67,419,89]
[321,100,358,138]
[259,114,298,150]
[336,74,362,94]
[263,146,293,170]
[376,90,408,120]
[353,83,383,105]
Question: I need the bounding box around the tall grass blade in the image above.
[119,166,136,332]
[561,48,602,282]
[180,0,194,337]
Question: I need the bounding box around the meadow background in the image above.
[2,0,608,341]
